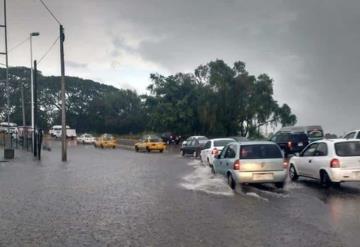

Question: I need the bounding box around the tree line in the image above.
[0,59,296,137]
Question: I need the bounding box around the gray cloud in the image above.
[6,0,360,134]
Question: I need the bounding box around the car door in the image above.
[216,146,229,175]
[298,143,319,177]
[201,141,211,162]
[222,144,237,174]
[310,142,329,179]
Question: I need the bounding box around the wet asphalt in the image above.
[0,143,360,247]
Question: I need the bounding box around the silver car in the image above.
[213,141,287,189]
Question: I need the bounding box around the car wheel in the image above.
[207,158,211,167]
[180,150,185,156]
[332,182,341,188]
[135,146,139,152]
[146,147,150,152]
[112,145,116,149]
[274,182,285,189]
[160,149,164,153]
[82,141,85,144]
[320,171,331,188]
[100,145,104,149]
[227,174,236,190]
[211,165,215,174]
[289,165,299,181]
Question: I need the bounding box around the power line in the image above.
[39,0,61,25]
[8,37,29,53]
[38,36,59,65]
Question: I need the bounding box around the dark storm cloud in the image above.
[8,0,360,134]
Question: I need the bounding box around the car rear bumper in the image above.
[329,169,360,182]
[233,170,287,184]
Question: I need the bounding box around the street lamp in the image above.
[30,32,39,150]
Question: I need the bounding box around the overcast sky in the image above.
[2,0,360,135]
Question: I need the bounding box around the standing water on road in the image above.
[180,159,234,196]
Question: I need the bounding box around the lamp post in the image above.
[30,32,39,151]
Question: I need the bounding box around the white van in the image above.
[49,125,77,139]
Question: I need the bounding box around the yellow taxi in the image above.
[94,134,117,149]
[134,135,166,153]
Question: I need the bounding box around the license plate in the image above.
[298,142,303,147]
[253,173,274,181]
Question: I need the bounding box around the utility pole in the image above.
[33,60,37,157]
[0,0,9,127]
[21,82,26,126]
[60,25,66,162]
[30,32,39,152]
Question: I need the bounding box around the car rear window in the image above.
[214,140,233,147]
[335,142,360,156]
[198,137,208,141]
[308,130,323,138]
[150,138,162,142]
[291,133,308,142]
[240,144,282,159]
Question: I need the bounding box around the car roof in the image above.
[235,140,277,145]
[210,138,235,141]
[345,130,360,133]
[313,139,360,144]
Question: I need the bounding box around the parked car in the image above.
[181,136,207,148]
[279,125,324,142]
[200,138,235,166]
[134,135,166,152]
[289,139,360,187]
[161,132,182,144]
[343,130,360,139]
[77,133,96,144]
[270,132,309,157]
[94,134,117,148]
[180,136,209,157]
[213,141,287,189]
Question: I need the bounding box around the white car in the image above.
[200,138,235,165]
[77,133,96,144]
[343,130,360,139]
[289,139,360,187]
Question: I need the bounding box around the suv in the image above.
[270,132,309,157]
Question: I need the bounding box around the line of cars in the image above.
[180,126,360,190]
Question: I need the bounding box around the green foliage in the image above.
[0,59,297,137]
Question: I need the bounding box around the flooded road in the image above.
[0,143,359,246]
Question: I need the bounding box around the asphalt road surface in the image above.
[1,143,360,247]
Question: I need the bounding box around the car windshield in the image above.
[198,136,208,141]
[240,144,282,159]
[335,142,360,156]
[214,140,233,147]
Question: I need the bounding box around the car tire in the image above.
[289,165,299,181]
[180,150,185,156]
[227,174,236,190]
[320,171,331,188]
[135,146,139,152]
[211,165,215,174]
[275,182,285,189]
[332,182,341,188]
[146,147,150,153]
[160,149,164,153]
[112,145,116,149]
[100,145,104,149]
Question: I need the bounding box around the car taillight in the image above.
[283,160,288,169]
[211,148,219,155]
[233,160,240,170]
[330,159,340,168]
[287,141,292,149]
